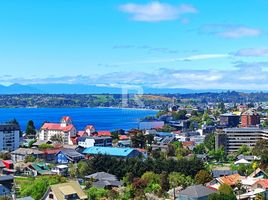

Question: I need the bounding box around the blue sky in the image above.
[0,0,268,90]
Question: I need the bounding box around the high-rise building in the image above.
[216,127,268,153]
[0,124,20,151]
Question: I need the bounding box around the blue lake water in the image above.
[0,108,157,131]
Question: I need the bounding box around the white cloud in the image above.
[119,1,197,22]
[234,48,268,57]
[218,27,262,39]
[200,24,262,39]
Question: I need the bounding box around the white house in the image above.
[78,136,112,148]
[0,124,20,152]
[39,116,77,145]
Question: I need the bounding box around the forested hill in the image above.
[0,92,268,108]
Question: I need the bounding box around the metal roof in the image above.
[83,146,136,157]
[179,185,216,198]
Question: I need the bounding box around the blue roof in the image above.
[83,147,135,157]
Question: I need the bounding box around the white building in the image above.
[39,116,76,145]
[78,136,112,148]
[0,124,20,151]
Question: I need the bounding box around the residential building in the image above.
[0,175,14,197]
[241,109,260,127]
[43,181,87,200]
[85,172,123,189]
[220,113,240,127]
[11,148,44,163]
[51,165,68,176]
[55,149,84,164]
[177,184,216,200]
[215,128,268,153]
[85,125,96,135]
[78,136,112,148]
[0,124,20,152]
[83,146,143,158]
[39,116,77,145]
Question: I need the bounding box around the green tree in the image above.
[252,139,268,164]
[24,155,36,163]
[172,110,187,120]
[50,134,64,144]
[218,183,235,196]
[237,145,251,156]
[87,187,107,200]
[193,144,206,154]
[204,133,215,151]
[168,172,194,189]
[26,120,36,136]
[160,172,170,192]
[195,170,212,185]
[141,172,161,185]
[255,193,265,200]
[38,143,54,150]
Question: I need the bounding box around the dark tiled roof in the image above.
[58,148,84,159]
[0,175,14,182]
[85,172,118,181]
[93,180,123,188]
[179,185,216,198]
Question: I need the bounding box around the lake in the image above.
[0,108,157,131]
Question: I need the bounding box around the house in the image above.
[42,149,61,162]
[249,168,268,179]
[24,162,52,176]
[55,149,85,164]
[182,141,195,150]
[83,146,143,158]
[11,148,44,163]
[208,173,243,190]
[39,116,77,145]
[0,175,14,197]
[0,124,20,152]
[234,158,251,165]
[177,184,216,200]
[95,131,111,137]
[85,125,96,135]
[78,136,112,148]
[85,172,123,189]
[43,181,87,200]
[211,169,238,178]
[118,140,132,147]
[51,165,68,176]
[237,154,260,162]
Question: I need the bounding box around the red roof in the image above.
[77,131,87,137]
[119,135,129,140]
[42,149,61,154]
[97,131,111,137]
[182,141,195,147]
[62,116,71,122]
[70,137,78,145]
[256,179,268,188]
[41,123,74,132]
[85,125,95,130]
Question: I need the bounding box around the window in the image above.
[49,193,54,199]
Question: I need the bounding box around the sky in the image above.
[0,0,268,90]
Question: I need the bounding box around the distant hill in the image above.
[0,83,262,94]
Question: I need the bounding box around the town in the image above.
[1,100,268,200]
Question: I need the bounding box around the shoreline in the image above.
[0,106,159,111]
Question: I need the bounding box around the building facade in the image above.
[39,116,77,145]
[0,124,20,152]
[78,136,112,148]
[241,109,260,127]
[220,113,240,127]
[216,128,268,153]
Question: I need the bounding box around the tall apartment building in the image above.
[0,124,20,151]
[216,128,268,153]
[241,109,260,127]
